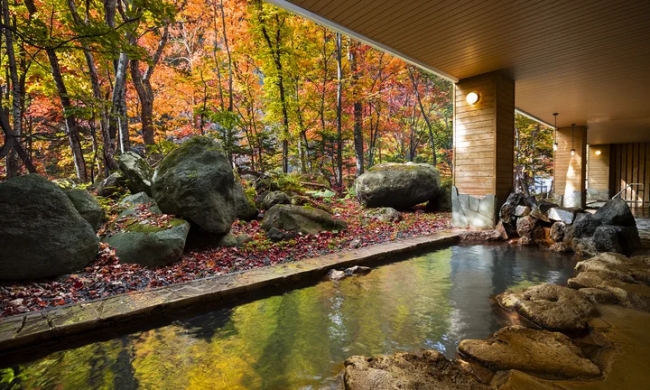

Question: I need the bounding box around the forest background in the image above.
[0,0,552,190]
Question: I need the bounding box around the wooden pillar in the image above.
[554,126,587,208]
[452,71,514,229]
[587,144,610,202]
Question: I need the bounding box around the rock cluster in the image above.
[498,193,640,256]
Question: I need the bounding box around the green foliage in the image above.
[307,189,336,199]
[514,113,554,192]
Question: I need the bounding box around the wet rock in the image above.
[548,242,571,253]
[152,137,236,234]
[355,163,440,209]
[516,216,538,238]
[363,207,402,223]
[593,225,641,255]
[496,220,516,239]
[575,252,650,285]
[343,350,489,390]
[0,174,99,280]
[593,198,636,226]
[261,204,347,235]
[458,326,601,379]
[519,236,533,246]
[533,226,552,246]
[345,266,371,276]
[572,238,598,258]
[117,151,153,196]
[64,189,104,231]
[568,271,650,311]
[327,269,346,281]
[514,205,530,217]
[550,222,567,242]
[579,288,619,304]
[459,230,503,243]
[262,190,291,210]
[548,207,575,224]
[496,284,598,331]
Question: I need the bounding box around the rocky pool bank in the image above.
[343,251,650,389]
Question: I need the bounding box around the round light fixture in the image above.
[466,92,479,105]
[595,150,602,156]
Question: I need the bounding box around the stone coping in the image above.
[0,231,459,355]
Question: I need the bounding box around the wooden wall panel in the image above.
[587,144,610,198]
[454,71,514,197]
[610,143,650,205]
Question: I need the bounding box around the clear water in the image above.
[1,244,575,390]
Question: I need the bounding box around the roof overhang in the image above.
[269,0,650,144]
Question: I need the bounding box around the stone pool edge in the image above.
[0,231,459,354]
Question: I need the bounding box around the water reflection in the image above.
[2,244,575,390]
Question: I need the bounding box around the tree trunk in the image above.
[2,0,21,177]
[335,32,343,188]
[349,41,364,176]
[408,66,437,166]
[112,52,130,152]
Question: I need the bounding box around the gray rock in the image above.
[266,227,295,242]
[514,205,530,217]
[593,198,636,226]
[64,189,104,231]
[215,233,252,247]
[261,204,347,235]
[119,192,162,215]
[499,192,526,224]
[0,174,99,280]
[151,137,236,234]
[570,213,602,239]
[548,207,575,224]
[425,182,452,212]
[327,269,346,281]
[363,207,402,223]
[496,284,598,331]
[344,266,371,276]
[117,151,153,196]
[516,215,538,238]
[262,191,291,210]
[550,222,567,242]
[355,163,440,209]
[233,180,258,221]
[344,350,489,390]
[571,237,598,258]
[95,171,127,197]
[591,225,641,255]
[548,242,571,253]
[458,326,601,379]
[102,198,190,267]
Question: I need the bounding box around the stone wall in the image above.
[451,186,498,229]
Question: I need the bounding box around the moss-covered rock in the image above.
[355,163,440,209]
[64,188,105,231]
[102,192,190,267]
[0,174,99,280]
[94,171,128,197]
[117,151,153,196]
[261,204,346,235]
[262,190,291,210]
[151,136,236,234]
[233,180,258,221]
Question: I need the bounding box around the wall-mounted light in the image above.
[466,92,479,105]
[570,123,576,156]
[595,150,602,156]
[552,113,558,151]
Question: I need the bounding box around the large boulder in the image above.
[343,350,489,390]
[550,222,567,242]
[593,198,636,226]
[593,225,641,255]
[151,137,236,234]
[569,213,602,240]
[262,190,291,210]
[458,326,600,379]
[64,189,104,231]
[117,151,153,196]
[516,215,538,238]
[261,204,347,235]
[355,163,440,209]
[102,193,190,267]
[233,180,258,221]
[497,284,598,331]
[0,174,99,280]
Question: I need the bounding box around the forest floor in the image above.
[0,198,451,318]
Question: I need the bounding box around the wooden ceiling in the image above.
[275,0,650,144]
